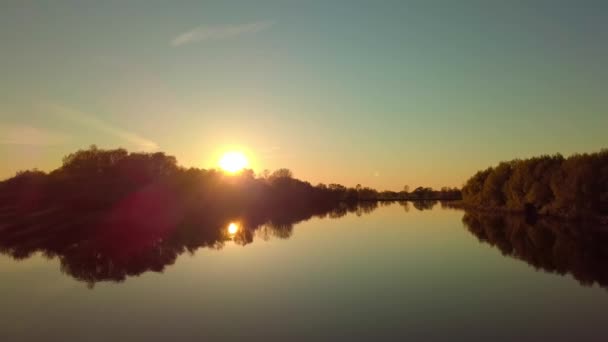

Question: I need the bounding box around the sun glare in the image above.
[219,152,248,173]
[227,222,239,235]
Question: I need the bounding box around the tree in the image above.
[461,150,608,218]
[270,168,293,179]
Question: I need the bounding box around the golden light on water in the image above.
[219,152,248,173]
[227,222,239,235]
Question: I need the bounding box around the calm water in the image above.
[2,202,608,341]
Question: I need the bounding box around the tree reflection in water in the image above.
[462,211,608,289]
[0,199,384,288]
[4,198,608,290]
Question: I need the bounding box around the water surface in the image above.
[1,202,607,341]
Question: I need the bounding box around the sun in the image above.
[227,222,239,235]
[219,151,248,173]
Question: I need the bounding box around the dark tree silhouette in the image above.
[461,150,608,219]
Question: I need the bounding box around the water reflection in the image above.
[0,200,384,287]
[5,199,608,291]
[462,210,608,289]
[412,200,437,211]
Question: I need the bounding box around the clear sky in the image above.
[1,1,607,189]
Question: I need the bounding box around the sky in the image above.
[1,0,607,189]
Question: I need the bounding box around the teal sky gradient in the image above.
[1,1,607,188]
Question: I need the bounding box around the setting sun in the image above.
[219,152,248,173]
[227,222,239,235]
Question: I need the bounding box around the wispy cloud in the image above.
[171,20,274,47]
[48,104,159,151]
[0,123,70,146]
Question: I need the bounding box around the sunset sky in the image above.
[1,1,607,189]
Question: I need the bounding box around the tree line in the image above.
[0,143,452,286]
[461,150,608,219]
[0,146,460,214]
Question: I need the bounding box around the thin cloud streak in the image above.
[171,21,274,46]
[0,123,70,146]
[48,104,159,151]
